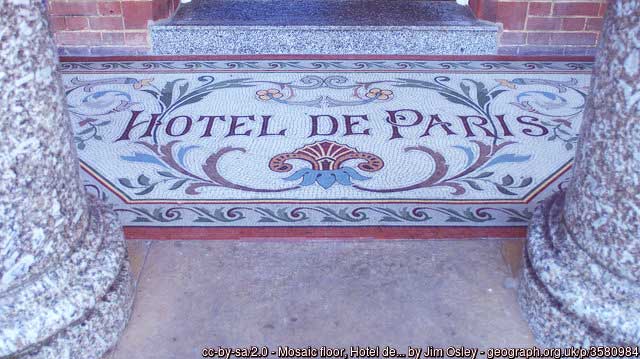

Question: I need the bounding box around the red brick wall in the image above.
[471,0,607,56]
[48,0,606,56]
[47,0,179,55]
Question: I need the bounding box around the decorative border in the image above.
[60,55,595,61]
[66,55,588,239]
[59,55,595,74]
[123,225,528,240]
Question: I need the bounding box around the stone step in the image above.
[151,0,499,55]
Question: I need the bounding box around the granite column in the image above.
[518,0,640,346]
[0,0,134,358]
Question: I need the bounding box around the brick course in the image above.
[97,1,122,16]
[122,1,154,29]
[553,2,600,16]
[101,31,125,45]
[89,16,124,30]
[472,0,606,56]
[64,16,89,30]
[48,0,180,55]
[562,17,586,31]
[495,1,528,30]
[48,0,605,56]
[50,1,97,15]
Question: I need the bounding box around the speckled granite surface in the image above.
[519,194,639,345]
[151,0,498,54]
[152,26,497,55]
[0,1,133,358]
[518,0,640,346]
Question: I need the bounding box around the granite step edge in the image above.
[151,23,500,32]
[150,23,498,55]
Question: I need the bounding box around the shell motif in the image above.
[269,141,384,173]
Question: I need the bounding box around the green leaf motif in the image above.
[118,178,135,188]
[470,172,494,179]
[472,80,490,109]
[520,177,533,187]
[77,127,93,135]
[460,82,471,98]
[159,79,185,108]
[157,171,177,178]
[178,82,189,98]
[439,92,470,107]
[501,175,514,186]
[463,180,483,191]
[495,184,517,195]
[169,179,188,190]
[137,174,150,186]
[212,78,255,87]
[135,184,156,195]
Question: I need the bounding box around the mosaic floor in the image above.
[60,56,592,238]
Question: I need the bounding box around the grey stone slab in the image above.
[163,0,492,27]
[111,239,534,358]
[519,194,640,346]
[151,0,498,55]
[126,240,151,286]
[151,26,497,55]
